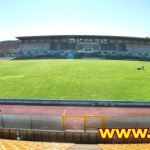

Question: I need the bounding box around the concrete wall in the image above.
[0,114,62,130]
[0,98,150,107]
[0,114,150,131]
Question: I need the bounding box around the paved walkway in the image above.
[68,144,101,150]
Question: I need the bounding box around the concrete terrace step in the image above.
[68,144,101,150]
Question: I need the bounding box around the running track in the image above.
[0,105,150,117]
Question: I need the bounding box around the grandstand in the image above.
[15,35,150,59]
[0,41,21,58]
[1,35,150,59]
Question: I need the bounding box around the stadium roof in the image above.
[16,35,150,41]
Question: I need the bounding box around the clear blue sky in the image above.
[0,0,150,41]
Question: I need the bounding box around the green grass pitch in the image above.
[0,59,149,101]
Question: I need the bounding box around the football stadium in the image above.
[0,35,150,150]
[1,0,150,149]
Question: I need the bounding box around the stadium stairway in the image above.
[68,144,101,150]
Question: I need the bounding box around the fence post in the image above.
[84,115,86,132]
[30,115,32,129]
[102,116,106,128]
[1,114,4,128]
[62,115,65,131]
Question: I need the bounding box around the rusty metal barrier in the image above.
[62,114,106,131]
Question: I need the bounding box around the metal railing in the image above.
[62,114,106,132]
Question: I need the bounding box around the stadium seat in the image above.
[59,42,76,50]
[126,44,150,53]
[21,43,51,51]
[50,42,59,50]
[100,43,117,51]
[0,42,21,53]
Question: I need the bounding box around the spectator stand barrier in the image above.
[62,112,106,132]
[0,98,150,107]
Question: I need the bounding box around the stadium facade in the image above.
[1,35,150,59]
